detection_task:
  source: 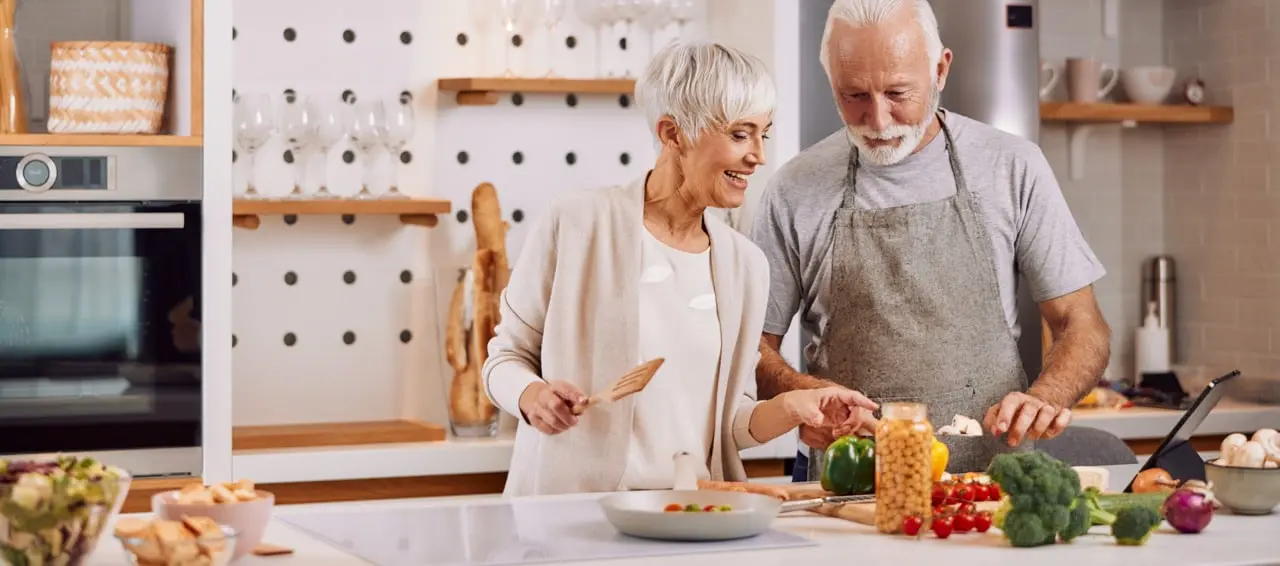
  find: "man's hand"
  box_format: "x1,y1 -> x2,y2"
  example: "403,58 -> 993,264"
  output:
518,381 -> 587,435
984,391 -> 1072,446
784,387 -> 878,450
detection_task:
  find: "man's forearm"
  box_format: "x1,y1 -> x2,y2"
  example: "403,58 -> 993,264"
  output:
757,334 -> 829,400
1029,317 -> 1111,409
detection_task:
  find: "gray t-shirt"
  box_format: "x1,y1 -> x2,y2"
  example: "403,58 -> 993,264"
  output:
750,111 -> 1105,361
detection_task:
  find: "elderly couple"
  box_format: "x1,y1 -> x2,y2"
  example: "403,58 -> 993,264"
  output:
483,0 -> 1112,497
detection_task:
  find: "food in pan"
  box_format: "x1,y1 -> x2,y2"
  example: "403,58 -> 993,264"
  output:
663,503 -> 734,512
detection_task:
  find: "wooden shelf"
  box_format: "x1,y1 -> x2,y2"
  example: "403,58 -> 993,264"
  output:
231,198 -> 452,229
0,134 -> 202,147
1040,102 -> 1233,181
1040,102 -> 1233,124
437,77 -> 636,106
232,420 -> 447,451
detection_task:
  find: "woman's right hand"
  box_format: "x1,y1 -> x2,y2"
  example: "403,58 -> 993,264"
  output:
518,380 -> 588,435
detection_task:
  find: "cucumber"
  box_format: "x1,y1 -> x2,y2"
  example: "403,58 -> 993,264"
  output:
1095,491 -> 1168,515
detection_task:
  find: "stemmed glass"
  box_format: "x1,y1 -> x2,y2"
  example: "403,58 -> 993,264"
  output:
233,93 -> 275,200
668,0 -> 696,41
469,0 -> 497,77
637,0 -> 671,59
380,95 -> 414,200
537,0 -> 569,77
499,0 -> 525,77
308,98 -> 346,200
613,0 -> 654,77
348,99 -> 386,201
277,94 -> 315,200
576,0 -> 614,78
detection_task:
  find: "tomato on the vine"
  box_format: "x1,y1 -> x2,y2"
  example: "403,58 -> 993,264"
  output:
969,484 -> 988,502
931,484 -> 947,507
931,516 -> 954,539
957,502 -> 977,516
952,484 -> 973,503
973,511 -> 993,533
902,514 -> 924,537
952,512 -> 974,533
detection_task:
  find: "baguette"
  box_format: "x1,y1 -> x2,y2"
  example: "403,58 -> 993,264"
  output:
444,272 -> 467,373
697,480 -> 790,501
470,182 -> 510,294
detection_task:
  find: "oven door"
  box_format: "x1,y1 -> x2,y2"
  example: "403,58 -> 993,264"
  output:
0,201 -> 202,477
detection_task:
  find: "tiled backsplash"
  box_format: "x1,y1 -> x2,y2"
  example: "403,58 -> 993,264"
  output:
1038,0 -> 1167,380
1164,0 -> 1279,378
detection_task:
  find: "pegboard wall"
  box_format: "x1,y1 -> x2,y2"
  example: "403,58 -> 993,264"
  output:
229,0 -> 716,430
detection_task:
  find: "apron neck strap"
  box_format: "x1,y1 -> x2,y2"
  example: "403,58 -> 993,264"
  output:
840,111 -> 969,209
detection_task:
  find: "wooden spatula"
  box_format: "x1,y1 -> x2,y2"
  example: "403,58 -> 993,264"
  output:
571,358 -> 665,415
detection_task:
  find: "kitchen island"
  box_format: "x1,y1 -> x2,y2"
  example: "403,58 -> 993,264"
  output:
88,463 -> 1280,565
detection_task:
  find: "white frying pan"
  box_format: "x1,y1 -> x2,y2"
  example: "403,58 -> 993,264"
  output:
597,451 -> 872,541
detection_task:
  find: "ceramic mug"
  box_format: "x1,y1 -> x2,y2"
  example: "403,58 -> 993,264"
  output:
1066,58 -> 1119,102
1040,59 -> 1060,100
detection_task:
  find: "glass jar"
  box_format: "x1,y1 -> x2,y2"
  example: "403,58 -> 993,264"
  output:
873,402 -> 935,534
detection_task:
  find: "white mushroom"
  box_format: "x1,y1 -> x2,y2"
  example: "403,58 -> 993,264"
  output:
1232,440 -> 1267,468
1252,429 -> 1280,464
1221,433 -> 1248,465
937,425 -> 961,436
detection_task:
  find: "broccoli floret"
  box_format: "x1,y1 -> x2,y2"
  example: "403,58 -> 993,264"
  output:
986,451 -> 1086,548
1060,495 -> 1094,541
1111,505 -> 1162,546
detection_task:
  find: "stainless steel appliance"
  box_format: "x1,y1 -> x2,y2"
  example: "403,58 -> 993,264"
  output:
795,0 -> 1045,377
0,145 -> 203,478
1141,255 -> 1177,362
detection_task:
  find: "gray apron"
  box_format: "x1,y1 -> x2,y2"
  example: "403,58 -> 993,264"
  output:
804,114 -> 1032,480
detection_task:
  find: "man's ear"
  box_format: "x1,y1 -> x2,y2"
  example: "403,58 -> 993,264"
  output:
935,48 -> 954,92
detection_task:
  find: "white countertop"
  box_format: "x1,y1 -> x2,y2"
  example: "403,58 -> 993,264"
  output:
88,463 -> 1280,566
232,400 -> 1280,484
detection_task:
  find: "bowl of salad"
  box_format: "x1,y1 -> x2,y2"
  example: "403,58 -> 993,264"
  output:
0,455 -> 132,566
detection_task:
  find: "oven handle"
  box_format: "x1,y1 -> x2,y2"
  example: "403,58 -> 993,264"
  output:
0,213 -> 185,230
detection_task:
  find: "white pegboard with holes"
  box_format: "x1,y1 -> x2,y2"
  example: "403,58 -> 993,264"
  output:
228,0 -> 803,481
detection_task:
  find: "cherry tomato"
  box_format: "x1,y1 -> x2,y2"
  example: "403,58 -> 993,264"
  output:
933,505 -> 948,518
664,503 -> 683,512
988,484 -> 1002,501
931,484 -> 947,507
953,512 -> 974,533
703,505 -> 718,512
957,502 -> 977,516
931,516 -> 953,539
969,484 -> 988,502
952,484 -> 973,503
973,511 -> 993,533
902,514 -> 924,537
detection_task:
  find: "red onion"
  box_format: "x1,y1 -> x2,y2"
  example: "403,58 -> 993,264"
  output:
1162,480 -> 1219,534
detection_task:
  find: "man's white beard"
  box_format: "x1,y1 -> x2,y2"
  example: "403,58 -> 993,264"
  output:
847,85 -> 941,167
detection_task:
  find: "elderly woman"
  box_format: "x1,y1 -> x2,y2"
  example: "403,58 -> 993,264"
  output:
482,41 -> 877,497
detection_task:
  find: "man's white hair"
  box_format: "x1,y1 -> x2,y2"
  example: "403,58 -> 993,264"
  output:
819,0 -> 944,77
634,40 -> 776,146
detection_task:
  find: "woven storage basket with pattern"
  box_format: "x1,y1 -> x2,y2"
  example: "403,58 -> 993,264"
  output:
47,41 -> 172,134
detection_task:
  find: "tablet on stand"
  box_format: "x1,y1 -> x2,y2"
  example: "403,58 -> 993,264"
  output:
1122,370 -> 1242,493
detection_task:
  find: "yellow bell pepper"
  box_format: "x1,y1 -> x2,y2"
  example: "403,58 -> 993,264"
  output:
931,438 -> 949,481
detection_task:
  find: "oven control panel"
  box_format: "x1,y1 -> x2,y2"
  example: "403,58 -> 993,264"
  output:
0,153 -> 113,193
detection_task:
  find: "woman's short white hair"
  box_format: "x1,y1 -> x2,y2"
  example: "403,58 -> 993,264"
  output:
819,0 -> 944,77
634,40 -> 776,146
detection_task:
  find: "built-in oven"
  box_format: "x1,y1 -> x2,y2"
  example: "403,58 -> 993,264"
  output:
0,145 -> 203,478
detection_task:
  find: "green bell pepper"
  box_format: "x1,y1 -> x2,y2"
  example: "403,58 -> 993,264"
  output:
821,436 -> 876,496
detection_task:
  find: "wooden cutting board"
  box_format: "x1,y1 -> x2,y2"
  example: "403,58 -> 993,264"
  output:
778,482 -> 998,527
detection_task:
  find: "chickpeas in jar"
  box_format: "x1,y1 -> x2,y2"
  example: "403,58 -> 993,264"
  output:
873,402 -> 935,534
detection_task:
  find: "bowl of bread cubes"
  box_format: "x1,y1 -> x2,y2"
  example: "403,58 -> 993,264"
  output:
114,515 -> 238,566
150,479 -> 273,560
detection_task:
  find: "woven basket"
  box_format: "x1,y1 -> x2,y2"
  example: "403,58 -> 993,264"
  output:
47,41 -> 172,134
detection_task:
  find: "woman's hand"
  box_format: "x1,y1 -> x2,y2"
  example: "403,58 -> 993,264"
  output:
518,380 -> 588,435
784,386 -> 879,437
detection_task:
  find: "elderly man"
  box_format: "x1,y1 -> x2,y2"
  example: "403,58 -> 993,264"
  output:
750,0 -> 1111,480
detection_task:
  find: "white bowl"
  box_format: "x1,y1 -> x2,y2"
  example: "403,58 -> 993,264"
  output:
1122,66 -> 1176,104
598,489 -> 781,541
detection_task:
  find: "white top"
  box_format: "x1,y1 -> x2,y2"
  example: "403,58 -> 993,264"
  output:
619,228 -> 722,490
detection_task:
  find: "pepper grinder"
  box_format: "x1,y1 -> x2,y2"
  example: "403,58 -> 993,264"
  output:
1141,256 -> 1177,363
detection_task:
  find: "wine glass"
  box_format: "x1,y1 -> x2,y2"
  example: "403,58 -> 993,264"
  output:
499,0 -> 525,77
233,93 -> 275,200
380,95 -> 414,200
612,0 -> 653,78
308,98 -> 347,200
668,0 -> 696,41
348,99 -> 386,201
277,94 -> 315,200
469,0 -> 498,77
537,0 -> 569,77
637,0 -> 671,59
575,0 -> 613,78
